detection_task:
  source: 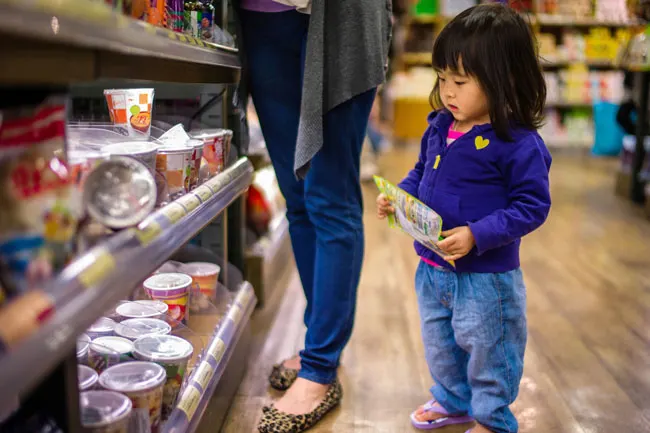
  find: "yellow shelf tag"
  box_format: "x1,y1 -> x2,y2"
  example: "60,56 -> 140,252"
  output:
193,362 -> 215,390
178,194 -> 201,213
207,337 -> 226,364
177,386 -> 201,420
194,186 -> 213,203
227,304 -> 243,325
78,248 -> 116,289
134,221 -> 162,246
161,202 -> 187,224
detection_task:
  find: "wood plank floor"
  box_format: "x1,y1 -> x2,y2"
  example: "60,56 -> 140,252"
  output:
221,149 -> 650,433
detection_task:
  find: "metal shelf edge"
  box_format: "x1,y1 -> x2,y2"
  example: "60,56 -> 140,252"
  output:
164,282 -> 257,433
0,158 -> 254,407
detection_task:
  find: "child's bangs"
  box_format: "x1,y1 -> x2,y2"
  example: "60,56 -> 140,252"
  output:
432,26 -> 480,77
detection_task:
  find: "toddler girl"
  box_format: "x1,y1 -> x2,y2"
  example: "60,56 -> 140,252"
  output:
377,4 -> 551,433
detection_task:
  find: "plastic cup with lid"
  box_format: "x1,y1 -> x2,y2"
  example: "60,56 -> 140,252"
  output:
99,361 -> 166,433
80,390 -> 132,433
115,318 -> 172,341
143,273 -> 193,326
115,300 -> 169,321
88,336 -> 134,374
86,317 -> 117,339
78,365 -> 99,391
133,334 -> 194,420
77,333 -> 91,365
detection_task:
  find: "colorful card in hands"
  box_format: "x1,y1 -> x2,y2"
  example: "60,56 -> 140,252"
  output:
374,176 -> 455,268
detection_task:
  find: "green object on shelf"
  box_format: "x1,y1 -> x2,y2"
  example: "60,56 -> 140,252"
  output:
414,0 -> 437,15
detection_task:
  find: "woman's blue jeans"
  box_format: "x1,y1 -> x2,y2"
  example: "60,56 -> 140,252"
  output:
240,9 -> 375,385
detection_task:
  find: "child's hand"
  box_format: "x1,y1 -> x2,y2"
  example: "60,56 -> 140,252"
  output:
437,226 -> 475,261
376,194 -> 395,219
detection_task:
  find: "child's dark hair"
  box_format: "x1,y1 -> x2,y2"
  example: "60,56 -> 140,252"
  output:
430,4 -> 546,141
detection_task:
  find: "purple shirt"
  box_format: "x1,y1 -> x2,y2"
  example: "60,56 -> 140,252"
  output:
240,0 -> 294,12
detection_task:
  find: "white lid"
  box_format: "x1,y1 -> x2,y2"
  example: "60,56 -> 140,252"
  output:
187,139 -> 204,149
88,317 -> 116,333
181,262 -> 220,277
115,318 -> 171,341
80,390 -> 132,427
116,300 -> 168,318
78,365 -> 99,391
143,273 -> 192,291
133,334 -> 194,362
90,336 -> 134,355
99,361 -> 166,393
77,333 -> 91,357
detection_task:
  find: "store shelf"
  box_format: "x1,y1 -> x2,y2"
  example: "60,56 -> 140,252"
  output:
164,281 -> 256,433
0,0 -> 240,84
0,157 -> 254,408
535,14 -> 639,27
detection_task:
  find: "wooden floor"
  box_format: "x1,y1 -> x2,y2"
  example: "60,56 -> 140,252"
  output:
221,149 -> 650,433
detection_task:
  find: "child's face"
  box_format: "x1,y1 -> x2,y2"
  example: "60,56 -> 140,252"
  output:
436,59 -> 490,130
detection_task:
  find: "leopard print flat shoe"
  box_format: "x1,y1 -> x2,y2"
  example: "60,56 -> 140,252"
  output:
268,362 -> 299,391
258,379 -> 343,433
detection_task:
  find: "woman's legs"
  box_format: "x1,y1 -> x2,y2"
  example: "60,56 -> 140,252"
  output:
239,10 -> 318,330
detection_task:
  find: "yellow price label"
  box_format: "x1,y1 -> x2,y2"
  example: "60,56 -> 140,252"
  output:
161,202 -> 187,224
78,249 -> 116,289
194,186 -> 213,202
177,386 -> 201,420
178,194 -> 201,213
134,221 -> 162,246
193,362 -> 214,390
207,338 -> 226,364
239,288 -> 254,307
227,304 -> 243,325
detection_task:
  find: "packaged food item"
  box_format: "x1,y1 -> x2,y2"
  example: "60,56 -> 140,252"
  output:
187,139 -> 203,190
78,365 -> 99,391
124,0 -> 147,20
99,362 -> 166,433
156,144 -> 194,200
199,0 -> 214,41
133,334 -> 193,420
88,336 -> 134,373
104,89 -> 154,138
143,273 -> 193,325
146,0 -> 166,26
103,141 -> 158,174
166,0 -> 185,32
115,318 -> 171,341
181,262 -> 219,311
373,176 -> 455,268
0,96 -> 81,292
115,300 -> 169,321
80,390 -> 132,433
86,317 -> 117,339
77,333 -> 91,365
68,149 -> 109,189
189,129 -> 228,176
83,157 -> 157,230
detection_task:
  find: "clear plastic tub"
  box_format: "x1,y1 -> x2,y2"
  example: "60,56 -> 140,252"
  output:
80,390 -> 132,433
86,317 -> 117,339
99,362 -> 166,433
133,334 -> 194,420
103,141 -> 159,175
114,318 -> 172,341
78,365 -> 99,391
88,336 -> 134,373
115,300 -> 169,321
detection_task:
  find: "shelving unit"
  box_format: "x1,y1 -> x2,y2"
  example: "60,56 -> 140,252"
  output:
0,1 -> 259,432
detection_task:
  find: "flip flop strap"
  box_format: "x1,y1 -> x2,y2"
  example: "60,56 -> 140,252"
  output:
422,399 -> 450,416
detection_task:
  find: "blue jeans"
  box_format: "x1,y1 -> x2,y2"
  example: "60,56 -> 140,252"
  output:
240,10 -> 375,384
415,262 -> 527,433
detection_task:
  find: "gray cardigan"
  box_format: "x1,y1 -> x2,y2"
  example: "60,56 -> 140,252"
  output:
296,1 -> 392,178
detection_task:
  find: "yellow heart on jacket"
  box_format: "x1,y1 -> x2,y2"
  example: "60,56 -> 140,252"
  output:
475,136 -> 490,150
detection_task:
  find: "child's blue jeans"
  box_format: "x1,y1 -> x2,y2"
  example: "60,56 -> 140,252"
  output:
415,262 -> 527,433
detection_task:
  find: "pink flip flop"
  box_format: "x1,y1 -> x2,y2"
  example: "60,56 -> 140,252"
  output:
410,399 -> 474,430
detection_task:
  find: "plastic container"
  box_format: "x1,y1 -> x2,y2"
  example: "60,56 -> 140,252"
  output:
80,390 -> 132,433
156,144 -> 195,200
68,149 -> 109,188
77,333 -> 91,365
103,141 -> 159,175
104,89 -> 155,138
88,336 -> 134,373
78,365 -> 99,391
116,300 -> 169,321
133,335 -> 194,420
86,317 -> 117,340
99,362 -> 166,433
115,318 -> 172,341
189,129 -> 228,176
182,262 -> 220,311
187,139 -> 204,190
143,273 -> 193,325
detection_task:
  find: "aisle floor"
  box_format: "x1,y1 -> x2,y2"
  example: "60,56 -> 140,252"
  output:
221,150 -> 650,433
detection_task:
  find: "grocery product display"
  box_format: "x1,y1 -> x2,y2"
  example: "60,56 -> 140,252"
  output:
0,1 -> 258,432
392,0 -> 642,148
